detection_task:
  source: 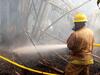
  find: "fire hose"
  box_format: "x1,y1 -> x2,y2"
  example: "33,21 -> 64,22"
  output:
0,44 -> 100,75
0,55 -> 59,75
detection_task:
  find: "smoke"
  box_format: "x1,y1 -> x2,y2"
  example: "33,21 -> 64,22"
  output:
0,0 -> 99,64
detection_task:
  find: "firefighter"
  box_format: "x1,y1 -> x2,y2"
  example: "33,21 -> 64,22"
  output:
65,13 -> 94,75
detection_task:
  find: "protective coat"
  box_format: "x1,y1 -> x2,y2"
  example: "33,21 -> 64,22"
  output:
67,27 -> 94,65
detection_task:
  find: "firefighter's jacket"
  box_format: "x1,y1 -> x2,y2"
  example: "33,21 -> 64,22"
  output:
67,27 -> 94,65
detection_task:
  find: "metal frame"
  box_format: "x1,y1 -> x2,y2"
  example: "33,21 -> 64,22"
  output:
37,0 -> 92,42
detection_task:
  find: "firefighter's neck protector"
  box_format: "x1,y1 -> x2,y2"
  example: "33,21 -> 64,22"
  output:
73,22 -> 85,31
73,13 -> 88,22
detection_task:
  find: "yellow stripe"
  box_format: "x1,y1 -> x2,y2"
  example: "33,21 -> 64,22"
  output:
71,59 -> 94,65
0,55 -> 59,75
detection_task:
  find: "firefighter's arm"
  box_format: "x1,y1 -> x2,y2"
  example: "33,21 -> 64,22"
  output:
67,33 -> 76,50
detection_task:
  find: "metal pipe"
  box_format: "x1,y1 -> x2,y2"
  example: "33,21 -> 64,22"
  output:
25,31 -> 45,62
31,0 -> 43,35
35,1 -> 49,40
49,2 -> 65,11
45,32 -> 65,43
32,0 -> 38,17
25,31 -> 36,47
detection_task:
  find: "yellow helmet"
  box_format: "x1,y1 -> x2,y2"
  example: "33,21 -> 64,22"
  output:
73,13 -> 88,22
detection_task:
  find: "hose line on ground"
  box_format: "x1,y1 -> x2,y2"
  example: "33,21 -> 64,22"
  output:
0,44 -> 100,75
0,55 -> 59,75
